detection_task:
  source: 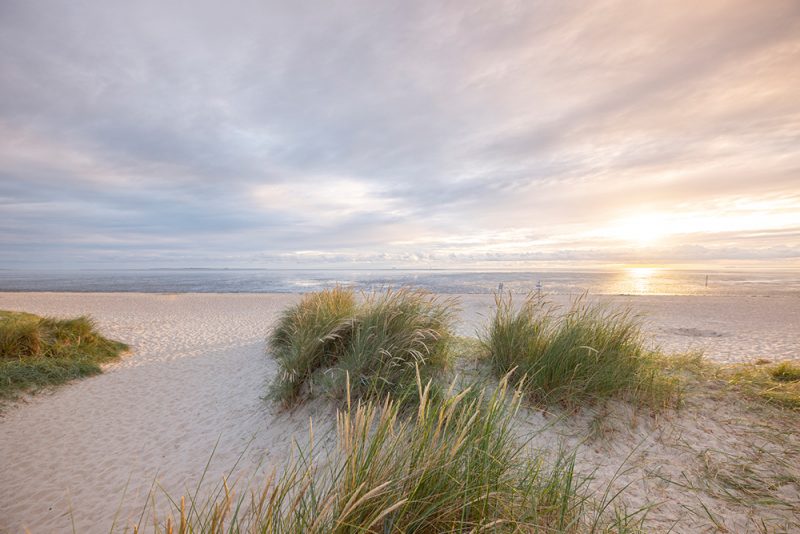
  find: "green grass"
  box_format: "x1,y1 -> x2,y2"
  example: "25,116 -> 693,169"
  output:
132,377 -> 642,533
481,293 -> 677,408
770,361 -> 800,383
268,287 -> 358,405
268,288 -> 456,407
718,360 -> 800,410
0,310 -> 128,398
650,352 -> 800,410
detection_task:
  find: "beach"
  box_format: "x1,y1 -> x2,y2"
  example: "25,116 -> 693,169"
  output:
4,0 -> 800,530
0,292 -> 798,532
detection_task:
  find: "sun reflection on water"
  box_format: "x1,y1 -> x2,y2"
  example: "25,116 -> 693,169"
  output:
625,267 -> 657,294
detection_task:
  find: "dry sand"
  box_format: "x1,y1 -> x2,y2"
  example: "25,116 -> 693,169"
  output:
0,292 -> 798,533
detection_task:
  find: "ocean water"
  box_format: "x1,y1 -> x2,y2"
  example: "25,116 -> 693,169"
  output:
0,268 -> 798,296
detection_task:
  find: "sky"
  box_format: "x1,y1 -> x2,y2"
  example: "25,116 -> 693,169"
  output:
1,0 -> 799,270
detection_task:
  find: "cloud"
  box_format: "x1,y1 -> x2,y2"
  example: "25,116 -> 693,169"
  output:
251,178 -> 401,224
0,0 -> 799,268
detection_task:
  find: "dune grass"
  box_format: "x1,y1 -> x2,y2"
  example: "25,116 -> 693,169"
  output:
717,360 -> 800,410
132,377 -> 642,533
770,361 -> 800,383
481,293 -> 677,408
0,310 -> 128,398
268,288 -> 455,407
268,287 -> 358,405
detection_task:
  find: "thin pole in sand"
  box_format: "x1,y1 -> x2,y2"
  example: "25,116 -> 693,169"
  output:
705,274 -> 709,288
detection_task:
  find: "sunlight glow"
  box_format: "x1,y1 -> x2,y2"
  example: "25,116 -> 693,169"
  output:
625,266 -> 658,293
607,214 -> 672,246
598,197 -> 800,249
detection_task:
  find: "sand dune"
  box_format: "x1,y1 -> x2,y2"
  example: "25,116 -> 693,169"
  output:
0,292 -> 797,532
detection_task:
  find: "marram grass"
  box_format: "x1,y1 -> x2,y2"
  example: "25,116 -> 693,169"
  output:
662,354 -> 800,410
129,376 -> 644,533
720,360 -> 800,410
268,288 -> 456,407
0,310 -> 128,398
770,361 -> 800,383
481,293 -> 677,408
268,287 -> 357,405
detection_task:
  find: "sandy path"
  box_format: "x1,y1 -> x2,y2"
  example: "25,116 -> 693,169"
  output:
0,292 -> 798,533
0,293 -> 314,533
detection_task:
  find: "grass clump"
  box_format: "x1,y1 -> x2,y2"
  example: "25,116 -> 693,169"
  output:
133,377 -> 637,533
268,288 -> 455,407
268,287 -> 358,405
329,289 -> 454,404
721,360 -> 800,410
770,361 -> 800,383
482,293 -> 676,408
0,310 -> 128,398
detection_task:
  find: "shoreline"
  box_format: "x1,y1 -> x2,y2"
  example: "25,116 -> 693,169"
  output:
2,289 -> 797,298
3,285 -> 799,297
1,268 -> 797,298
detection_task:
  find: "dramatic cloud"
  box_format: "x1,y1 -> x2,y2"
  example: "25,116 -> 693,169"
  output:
1,0 -> 799,268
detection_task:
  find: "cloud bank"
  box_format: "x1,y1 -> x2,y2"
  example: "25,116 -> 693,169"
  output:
1,0 -> 799,269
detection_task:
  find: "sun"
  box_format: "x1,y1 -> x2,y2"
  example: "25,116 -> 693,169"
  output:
610,213 -> 670,246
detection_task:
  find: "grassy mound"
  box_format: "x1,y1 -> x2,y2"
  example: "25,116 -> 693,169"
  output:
135,378 -> 639,533
268,288 -> 455,407
0,310 -> 128,398
482,293 -> 676,408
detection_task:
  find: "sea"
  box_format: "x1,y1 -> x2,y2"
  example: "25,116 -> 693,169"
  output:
0,268 -> 798,296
